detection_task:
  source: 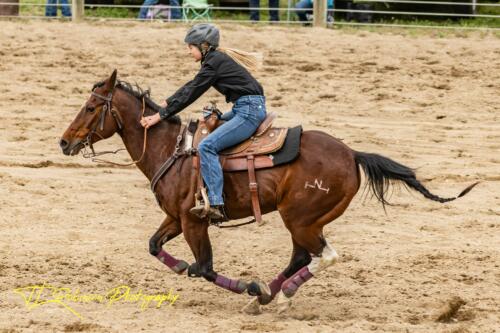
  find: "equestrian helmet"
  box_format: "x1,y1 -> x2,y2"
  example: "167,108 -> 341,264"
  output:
184,23 -> 220,47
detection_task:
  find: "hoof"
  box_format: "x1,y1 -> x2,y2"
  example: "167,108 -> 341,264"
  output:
187,262 -> 202,277
247,280 -> 271,298
241,298 -> 262,315
257,292 -> 273,306
247,281 -> 261,296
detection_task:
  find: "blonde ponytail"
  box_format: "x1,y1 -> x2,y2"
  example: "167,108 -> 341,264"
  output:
217,47 -> 263,73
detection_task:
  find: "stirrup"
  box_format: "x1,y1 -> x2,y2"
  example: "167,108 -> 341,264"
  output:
191,187 -> 211,218
189,204 -> 208,218
189,204 -> 228,221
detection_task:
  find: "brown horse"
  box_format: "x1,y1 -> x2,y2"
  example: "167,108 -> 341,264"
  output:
60,70 -> 477,313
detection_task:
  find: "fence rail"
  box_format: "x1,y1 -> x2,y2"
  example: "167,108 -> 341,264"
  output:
0,0 -> 499,30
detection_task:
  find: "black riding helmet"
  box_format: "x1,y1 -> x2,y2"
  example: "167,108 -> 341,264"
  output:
184,23 -> 220,56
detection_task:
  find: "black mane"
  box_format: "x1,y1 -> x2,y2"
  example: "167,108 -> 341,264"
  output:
91,79 -> 181,124
116,80 -> 181,124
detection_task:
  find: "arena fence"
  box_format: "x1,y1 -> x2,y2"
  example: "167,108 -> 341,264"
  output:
0,0 -> 499,30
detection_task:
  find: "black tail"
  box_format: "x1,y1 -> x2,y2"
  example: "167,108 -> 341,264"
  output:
354,151 -> 478,208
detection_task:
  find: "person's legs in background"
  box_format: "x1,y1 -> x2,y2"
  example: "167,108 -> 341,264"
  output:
45,0 -> 57,16
138,0 -> 158,19
269,0 -> 280,21
294,0 -> 312,23
327,0 -> 334,22
60,0 -> 72,17
249,0 -> 260,21
170,0 -> 181,20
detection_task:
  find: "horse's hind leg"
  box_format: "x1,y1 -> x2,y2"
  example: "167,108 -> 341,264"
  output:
276,234 -> 339,313
149,215 -> 189,274
257,240 -> 311,305
274,196 -> 353,314
242,240 -> 311,313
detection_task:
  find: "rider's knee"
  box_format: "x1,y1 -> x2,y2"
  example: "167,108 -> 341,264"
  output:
198,140 -> 214,154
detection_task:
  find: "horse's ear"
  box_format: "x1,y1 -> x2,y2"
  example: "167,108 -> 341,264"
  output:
106,69 -> 117,90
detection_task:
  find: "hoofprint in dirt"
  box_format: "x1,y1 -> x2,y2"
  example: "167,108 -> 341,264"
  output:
0,21 -> 499,333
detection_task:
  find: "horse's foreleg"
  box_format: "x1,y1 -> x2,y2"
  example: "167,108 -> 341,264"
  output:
181,216 -> 258,295
149,215 -> 188,274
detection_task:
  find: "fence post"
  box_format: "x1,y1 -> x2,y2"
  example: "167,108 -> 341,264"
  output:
313,0 -> 326,27
72,0 -> 84,21
0,0 -> 19,16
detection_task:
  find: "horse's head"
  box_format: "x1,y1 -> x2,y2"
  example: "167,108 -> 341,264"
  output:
60,69 -> 123,156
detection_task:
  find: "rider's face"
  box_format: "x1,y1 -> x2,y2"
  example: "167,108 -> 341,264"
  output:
188,44 -> 202,62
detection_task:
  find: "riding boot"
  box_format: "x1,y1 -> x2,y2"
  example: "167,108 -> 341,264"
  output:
209,205 -> 228,222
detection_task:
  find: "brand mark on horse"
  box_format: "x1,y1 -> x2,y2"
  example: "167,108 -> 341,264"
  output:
304,179 -> 330,194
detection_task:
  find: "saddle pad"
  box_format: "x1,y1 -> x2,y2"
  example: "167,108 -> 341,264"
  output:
269,125 -> 302,166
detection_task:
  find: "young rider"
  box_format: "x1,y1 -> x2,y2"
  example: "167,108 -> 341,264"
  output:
140,23 -> 267,221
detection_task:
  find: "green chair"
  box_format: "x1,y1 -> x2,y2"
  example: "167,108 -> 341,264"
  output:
182,0 -> 212,22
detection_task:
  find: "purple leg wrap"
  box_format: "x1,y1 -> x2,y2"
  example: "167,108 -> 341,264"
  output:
268,273 -> 287,297
281,266 -> 314,297
213,274 -> 247,294
156,249 -> 188,274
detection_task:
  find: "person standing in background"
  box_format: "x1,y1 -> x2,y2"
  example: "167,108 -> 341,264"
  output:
295,0 -> 334,24
249,0 -> 280,22
45,0 -> 71,17
138,0 -> 181,20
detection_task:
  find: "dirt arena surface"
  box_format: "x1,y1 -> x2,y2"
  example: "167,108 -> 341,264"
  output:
0,20 -> 499,332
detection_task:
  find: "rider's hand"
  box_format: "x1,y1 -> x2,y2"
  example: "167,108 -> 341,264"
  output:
160,100 -> 168,108
140,113 -> 161,129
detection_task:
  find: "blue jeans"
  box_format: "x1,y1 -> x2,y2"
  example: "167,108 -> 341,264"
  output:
249,0 -> 280,21
198,95 -> 267,206
138,0 -> 181,19
295,0 -> 333,22
45,0 -> 71,17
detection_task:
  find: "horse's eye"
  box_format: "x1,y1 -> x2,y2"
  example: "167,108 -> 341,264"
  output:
86,106 -> 95,113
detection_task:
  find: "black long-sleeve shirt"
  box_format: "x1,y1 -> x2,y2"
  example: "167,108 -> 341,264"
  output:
159,49 -> 264,119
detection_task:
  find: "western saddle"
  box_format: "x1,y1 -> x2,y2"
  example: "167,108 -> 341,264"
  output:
187,106 -> 288,225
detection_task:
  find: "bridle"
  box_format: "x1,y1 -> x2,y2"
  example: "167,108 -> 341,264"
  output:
81,87 -> 148,167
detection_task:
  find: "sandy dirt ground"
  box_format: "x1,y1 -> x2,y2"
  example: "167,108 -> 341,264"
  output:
0,20 -> 499,333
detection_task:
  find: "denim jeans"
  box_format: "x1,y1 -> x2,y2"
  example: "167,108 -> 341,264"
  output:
249,0 -> 280,21
45,0 -> 71,17
198,95 -> 267,206
138,0 -> 181,19
295,0 -> 333,22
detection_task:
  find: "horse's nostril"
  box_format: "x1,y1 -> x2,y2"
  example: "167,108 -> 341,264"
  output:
59,139 -> 69,149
